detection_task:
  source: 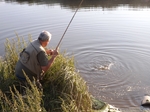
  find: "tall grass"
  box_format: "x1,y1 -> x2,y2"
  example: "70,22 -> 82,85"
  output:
42,53 -> 93,111
0,75 -> 46,112
0,34 -> 100,112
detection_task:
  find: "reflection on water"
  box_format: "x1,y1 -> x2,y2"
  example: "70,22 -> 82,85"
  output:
3,0 -> 150,8
1,0 -> 150,111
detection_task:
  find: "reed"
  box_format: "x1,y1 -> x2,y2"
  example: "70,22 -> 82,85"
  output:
42,53 -> 93,111
0,34 -> 94,112
0,74 -> 46,112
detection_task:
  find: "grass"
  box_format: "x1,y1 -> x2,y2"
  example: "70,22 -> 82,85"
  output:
0,34 -> 98,112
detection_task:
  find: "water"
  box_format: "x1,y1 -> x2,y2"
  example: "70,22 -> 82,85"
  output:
1,0 -> 150,111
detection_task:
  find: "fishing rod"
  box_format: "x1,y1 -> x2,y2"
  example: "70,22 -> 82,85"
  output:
56,0 -> 84,50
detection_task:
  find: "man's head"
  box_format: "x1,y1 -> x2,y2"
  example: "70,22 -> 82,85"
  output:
38,31 -> 51,47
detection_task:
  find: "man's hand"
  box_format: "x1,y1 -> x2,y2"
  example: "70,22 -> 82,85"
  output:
52,49 -> 59,57
46,49 -> 58,56
46,49 -> 53,56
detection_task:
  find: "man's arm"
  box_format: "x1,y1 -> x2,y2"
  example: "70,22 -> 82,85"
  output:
41,55 -> 57,72
40,49 -> 58,72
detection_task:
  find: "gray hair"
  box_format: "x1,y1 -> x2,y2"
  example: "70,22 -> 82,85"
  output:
38,31 -> 51,41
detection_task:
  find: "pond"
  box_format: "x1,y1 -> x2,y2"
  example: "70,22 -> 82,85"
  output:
1,0 -> 150,111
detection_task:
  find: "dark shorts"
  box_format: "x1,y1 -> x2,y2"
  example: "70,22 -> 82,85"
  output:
16,74 -> 26,81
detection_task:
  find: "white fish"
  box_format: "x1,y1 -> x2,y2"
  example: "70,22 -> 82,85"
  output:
92,63 -> 114,71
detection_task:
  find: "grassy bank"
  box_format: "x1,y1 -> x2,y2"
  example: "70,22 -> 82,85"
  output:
0,35 -> 95,112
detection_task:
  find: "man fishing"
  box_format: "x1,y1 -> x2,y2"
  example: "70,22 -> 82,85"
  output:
15,31 -> 59,90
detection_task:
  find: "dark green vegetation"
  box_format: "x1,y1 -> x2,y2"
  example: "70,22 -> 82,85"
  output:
0,35 -> 107,112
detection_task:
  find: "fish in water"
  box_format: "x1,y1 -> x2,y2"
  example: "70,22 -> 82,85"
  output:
92,63 -> 114,71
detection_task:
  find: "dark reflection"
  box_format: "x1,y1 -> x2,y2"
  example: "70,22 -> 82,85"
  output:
4,0 -> 150,8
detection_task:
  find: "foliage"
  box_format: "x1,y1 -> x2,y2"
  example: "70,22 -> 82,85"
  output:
0,74 -> 46,112
42,54 -> 93,111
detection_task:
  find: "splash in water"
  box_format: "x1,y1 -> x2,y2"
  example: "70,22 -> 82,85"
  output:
91,62 -> 114,71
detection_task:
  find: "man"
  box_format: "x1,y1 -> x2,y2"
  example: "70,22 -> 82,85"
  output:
15,31 -> 58,88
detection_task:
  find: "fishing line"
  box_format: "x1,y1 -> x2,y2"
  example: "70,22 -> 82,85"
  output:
56,0 -> 84,50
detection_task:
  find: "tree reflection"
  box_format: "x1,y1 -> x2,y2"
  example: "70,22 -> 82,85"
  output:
4,0 -> 150,8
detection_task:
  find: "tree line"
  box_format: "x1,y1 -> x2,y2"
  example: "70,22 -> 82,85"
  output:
5,0 -> 150,8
